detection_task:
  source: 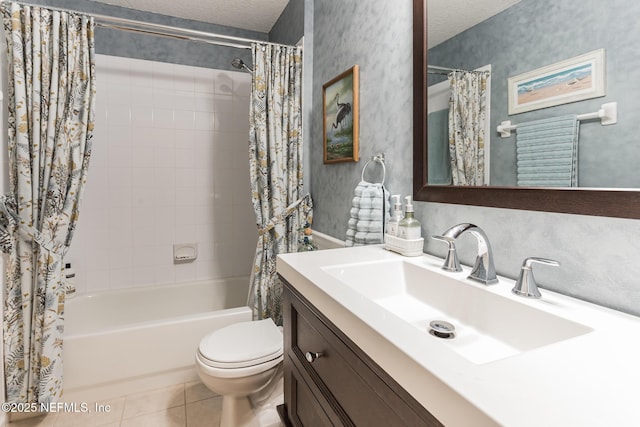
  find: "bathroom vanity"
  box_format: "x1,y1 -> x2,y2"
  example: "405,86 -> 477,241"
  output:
276,245 -> 640,426
280,279 -> 441,426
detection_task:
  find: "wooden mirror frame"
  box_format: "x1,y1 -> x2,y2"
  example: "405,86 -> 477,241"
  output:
412,0 -> 640,219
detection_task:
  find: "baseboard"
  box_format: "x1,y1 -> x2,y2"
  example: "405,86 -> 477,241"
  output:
61,366 -> 199,404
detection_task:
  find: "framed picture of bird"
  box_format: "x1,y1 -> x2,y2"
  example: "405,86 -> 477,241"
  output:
323,65 -> 359,163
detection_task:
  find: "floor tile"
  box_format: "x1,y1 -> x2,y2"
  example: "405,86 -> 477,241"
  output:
53,397 -> 125,427
185,397 -> 222,427
184,381 -> 217,404
122,384 -> 185,420
9,377 -> 281,427
119,407 -> 185,427
9,413 -> 58,427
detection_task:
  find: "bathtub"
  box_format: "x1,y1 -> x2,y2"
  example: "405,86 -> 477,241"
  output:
62,277 -> 251,403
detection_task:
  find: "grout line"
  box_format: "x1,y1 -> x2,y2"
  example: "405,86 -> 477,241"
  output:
117,394 -> 126,426
183,383 -> 188,427
183,402 -> 188,427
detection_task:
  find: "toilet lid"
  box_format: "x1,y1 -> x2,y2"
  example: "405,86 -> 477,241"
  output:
198,319 -> 283,368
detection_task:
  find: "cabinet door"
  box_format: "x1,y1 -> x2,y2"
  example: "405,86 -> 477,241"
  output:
285,354 -> 344,427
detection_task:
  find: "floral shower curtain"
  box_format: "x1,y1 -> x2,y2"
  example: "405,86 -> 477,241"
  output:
0,3 -> 95,403
248,43 -> 312,325
448,70 -> 488,186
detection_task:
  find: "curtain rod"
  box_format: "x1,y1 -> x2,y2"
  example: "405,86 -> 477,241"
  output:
97,22 -> 251,49
428,65 -> 490,75
3,0 -> 299,50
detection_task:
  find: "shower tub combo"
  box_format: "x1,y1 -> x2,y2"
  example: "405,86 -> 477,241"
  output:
61,232 -> 342,403
62,277 -> 251,403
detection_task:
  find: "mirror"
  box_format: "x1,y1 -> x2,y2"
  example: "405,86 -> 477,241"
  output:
413,0 -> 640,218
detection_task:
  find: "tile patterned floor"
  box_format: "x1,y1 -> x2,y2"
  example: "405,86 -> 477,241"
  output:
9,380 -> 281,427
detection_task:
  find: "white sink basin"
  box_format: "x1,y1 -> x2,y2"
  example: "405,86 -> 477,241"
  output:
322,259 -> 592,364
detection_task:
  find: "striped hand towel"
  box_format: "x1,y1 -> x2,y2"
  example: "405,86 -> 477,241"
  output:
516,115 -> 579,187
345,181 -> 389,247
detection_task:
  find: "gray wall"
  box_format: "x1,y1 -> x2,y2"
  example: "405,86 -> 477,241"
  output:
270,0 -> 304,45
428,0 -> 640,188
269,0 -> 308,189
43,0 -> 267,70
309,0 -> 640,317
310,0 -> 414,238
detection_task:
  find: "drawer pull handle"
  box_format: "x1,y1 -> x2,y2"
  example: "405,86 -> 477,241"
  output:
305,351 -> 323,363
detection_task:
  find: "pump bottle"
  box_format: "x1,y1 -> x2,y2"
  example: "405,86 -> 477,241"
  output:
398,196 -> 422,240
387,195 -> 404,236
65,263 -> 76,299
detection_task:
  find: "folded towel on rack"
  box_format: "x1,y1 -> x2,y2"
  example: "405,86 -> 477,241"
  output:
516,115 -> 579,187
345,181 -> 389,247
427,109 -> 452,185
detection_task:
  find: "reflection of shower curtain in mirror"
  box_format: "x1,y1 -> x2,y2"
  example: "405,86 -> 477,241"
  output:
448,71 -> 488,185
427,109 -> 452,184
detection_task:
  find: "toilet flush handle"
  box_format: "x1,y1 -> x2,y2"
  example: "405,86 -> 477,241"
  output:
305,351 -> 323,363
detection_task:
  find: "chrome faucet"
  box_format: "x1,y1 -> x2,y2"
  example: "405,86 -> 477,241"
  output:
512,257 -> 560,298
433,223 -> 498,285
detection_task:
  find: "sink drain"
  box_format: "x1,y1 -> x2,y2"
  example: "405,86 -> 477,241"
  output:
429,320 -> 455,339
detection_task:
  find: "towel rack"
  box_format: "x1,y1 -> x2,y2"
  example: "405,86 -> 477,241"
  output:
361,153 -> 386,185
497,102 -> 617,138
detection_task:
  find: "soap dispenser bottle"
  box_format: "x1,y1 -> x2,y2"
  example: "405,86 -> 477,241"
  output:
398,196 -> 421,240
64,263 -> 76,299
387,195 -> 404,236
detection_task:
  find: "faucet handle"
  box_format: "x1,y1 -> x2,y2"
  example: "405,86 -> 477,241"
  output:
432,235 -> 462,272
523,257 -> 560,269
512,257 -> 560,299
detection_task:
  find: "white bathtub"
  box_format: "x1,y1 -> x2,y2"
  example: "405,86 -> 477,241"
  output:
62,277 -> 252,402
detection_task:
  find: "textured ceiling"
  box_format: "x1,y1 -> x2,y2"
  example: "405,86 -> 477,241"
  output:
89,0 -> 290,33
427,0 -> 523,48
88,0 -> 522,42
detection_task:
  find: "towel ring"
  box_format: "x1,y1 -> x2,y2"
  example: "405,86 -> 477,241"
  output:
361,154 -> 386,185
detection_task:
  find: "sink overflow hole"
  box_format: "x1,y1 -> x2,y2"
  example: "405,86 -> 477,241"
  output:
429,320 -> 455,339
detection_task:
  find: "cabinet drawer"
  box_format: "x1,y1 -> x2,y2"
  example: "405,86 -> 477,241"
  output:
283,280 -> 442,427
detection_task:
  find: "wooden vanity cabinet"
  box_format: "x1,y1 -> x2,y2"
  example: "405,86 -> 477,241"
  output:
279,277 -> 443,427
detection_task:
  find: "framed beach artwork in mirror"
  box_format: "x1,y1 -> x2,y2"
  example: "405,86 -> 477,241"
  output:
323,65 -> 359,163
508,49 -> 605,115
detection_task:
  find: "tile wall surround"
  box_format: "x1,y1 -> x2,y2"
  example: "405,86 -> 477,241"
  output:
66,54 -> 257,295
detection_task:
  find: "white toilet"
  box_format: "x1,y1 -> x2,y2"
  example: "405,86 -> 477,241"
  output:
195,318 -> 284,427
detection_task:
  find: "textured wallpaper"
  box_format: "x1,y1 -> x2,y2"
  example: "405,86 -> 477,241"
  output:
310,0 -> 414,242
14,0 -> 640,317
309,0 -> 640,317
269,0 -> 304,45
428,0 -> 640,188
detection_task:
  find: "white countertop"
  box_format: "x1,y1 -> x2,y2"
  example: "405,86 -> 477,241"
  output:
276,245 -> 640,427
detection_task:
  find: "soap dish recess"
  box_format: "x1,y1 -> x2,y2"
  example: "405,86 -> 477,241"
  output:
384,234 -> 424,257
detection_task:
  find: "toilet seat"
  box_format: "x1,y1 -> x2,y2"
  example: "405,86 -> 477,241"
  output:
198,318 -> 283,369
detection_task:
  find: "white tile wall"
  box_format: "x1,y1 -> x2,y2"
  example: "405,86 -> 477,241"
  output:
66,55 -> 257,294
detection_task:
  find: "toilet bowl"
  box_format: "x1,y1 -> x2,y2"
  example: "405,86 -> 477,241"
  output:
195,318 -> 283,427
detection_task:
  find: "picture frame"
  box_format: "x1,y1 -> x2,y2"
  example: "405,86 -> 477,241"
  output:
508,49 -> 605,115
323,65 -> 359,163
